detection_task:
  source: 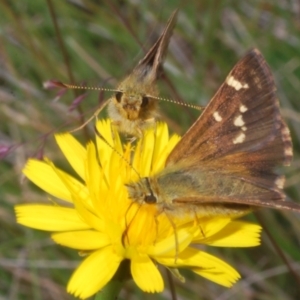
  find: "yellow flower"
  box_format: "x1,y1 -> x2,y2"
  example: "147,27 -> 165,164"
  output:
15,119 -> 261,299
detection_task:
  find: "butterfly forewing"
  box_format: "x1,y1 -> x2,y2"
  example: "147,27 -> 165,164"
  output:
132,9 -> 178,83
167,49 -> 291,165
165,49 -> 295,210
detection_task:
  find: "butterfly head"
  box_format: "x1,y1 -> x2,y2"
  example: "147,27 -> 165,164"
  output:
126,177 -> 159,205
109,69 -> 159,121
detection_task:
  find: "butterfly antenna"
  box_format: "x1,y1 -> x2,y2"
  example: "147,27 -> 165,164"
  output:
56,81 -> 119,94
54,81 -> 120,133
55,81 -> 204,111
70,99 -> 110,133
148,95 -> 204,111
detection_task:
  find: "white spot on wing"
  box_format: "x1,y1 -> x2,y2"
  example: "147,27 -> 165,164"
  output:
281,126 -> 291,140
213,111 -> 222,122
227,76 -> 249,91
284,147 -> 293,156
234,115 -> 245,127
241,126 -> 247,131
275,177 -> 285,189
233,132 -> 246,144
240,105 -> 248,113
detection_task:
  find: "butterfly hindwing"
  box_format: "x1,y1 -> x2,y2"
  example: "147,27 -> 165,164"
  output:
173,195 -> 300,213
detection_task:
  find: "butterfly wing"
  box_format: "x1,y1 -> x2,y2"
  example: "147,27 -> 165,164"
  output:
166,49 -> 293,206
132,9 -> 178,83
173,195 -> 300,214
167,49 -> 292,166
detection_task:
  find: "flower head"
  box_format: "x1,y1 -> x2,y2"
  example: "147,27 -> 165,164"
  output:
15,119 -> 261,299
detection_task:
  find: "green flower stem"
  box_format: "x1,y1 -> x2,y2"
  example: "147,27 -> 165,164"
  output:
94,260 -> 131,300
94,278 -> 123,300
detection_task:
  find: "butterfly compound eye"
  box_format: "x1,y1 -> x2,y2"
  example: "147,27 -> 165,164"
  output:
144,194 -> 157,204
115,91 -> 123,103
141,96 -> 149,108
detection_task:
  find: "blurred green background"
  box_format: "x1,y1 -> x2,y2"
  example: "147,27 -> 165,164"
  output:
1,0 -> 300,299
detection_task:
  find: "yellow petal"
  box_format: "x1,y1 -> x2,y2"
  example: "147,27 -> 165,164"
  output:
157,247 -> 240,287
188,250 -> 240,287
148,226 -> 196,257
67,247 -> 122,299
53,167 -> 105,232
151,123 -> 180,174
51,230 -> 110,250
85,142 -> 103,203
152,122 -> 169,173
151,123 -> 169,170
55,133 -> 87,180
140,128 -> 155,176
95,120 -> 122,180
96,119 -> 121,151
198,221 -> 262,247
23,159 -> 73,203
198,216 -> 232,238
125,204 -> 158,247
192,267 -> 240,287
15,205 -> 90,231
131,254 -> 164,292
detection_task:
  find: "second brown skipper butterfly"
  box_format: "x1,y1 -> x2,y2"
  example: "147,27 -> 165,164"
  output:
58,10 -> 178,138
107,10 -> 178,138
126,49 -> 300,216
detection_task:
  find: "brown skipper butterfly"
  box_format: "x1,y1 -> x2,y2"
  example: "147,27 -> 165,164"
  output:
126,49 -> 300,216
58,10 -> 179,138
107,10 -> 178,138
